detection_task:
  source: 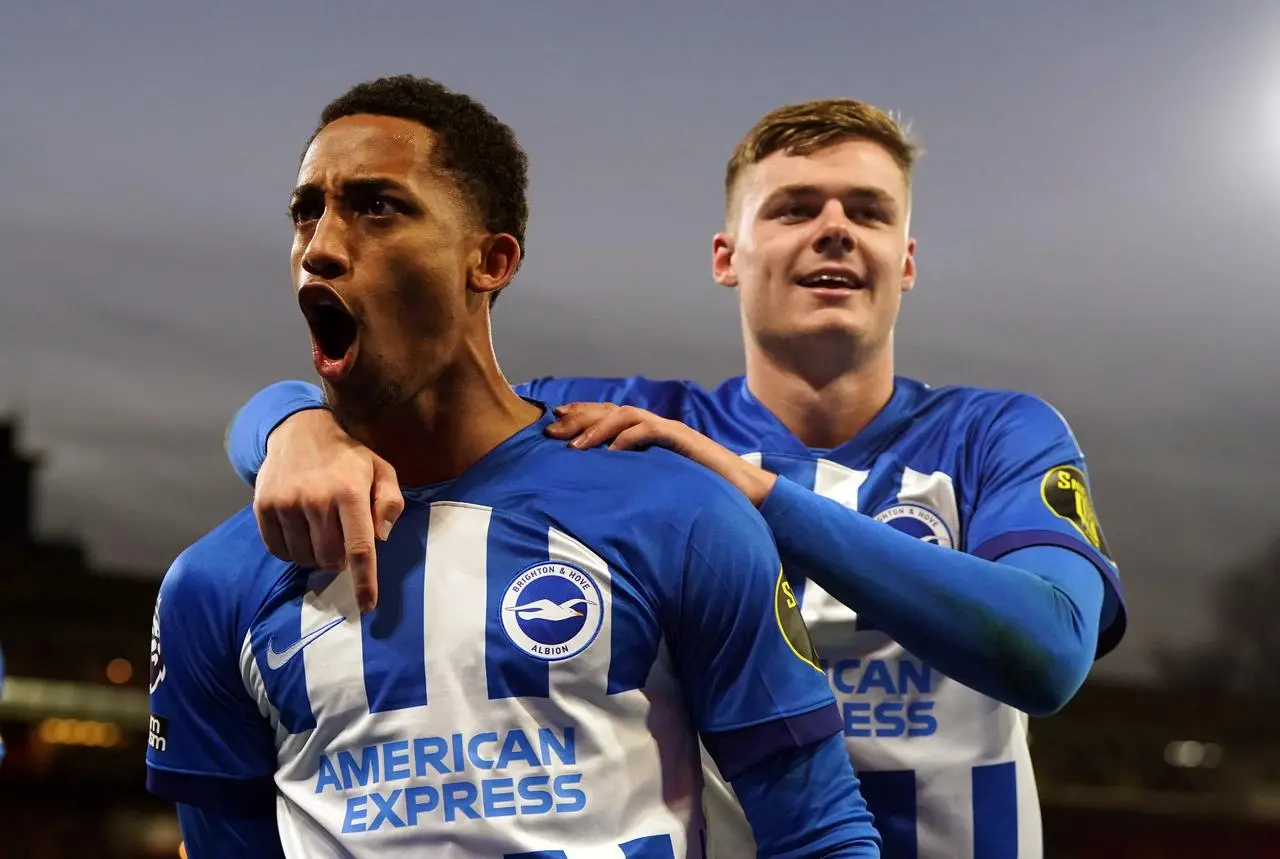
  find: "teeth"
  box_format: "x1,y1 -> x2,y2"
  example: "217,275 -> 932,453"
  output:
800,274 -> 854,287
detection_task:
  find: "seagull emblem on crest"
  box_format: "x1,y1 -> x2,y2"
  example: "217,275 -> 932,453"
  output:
507,598 -> 597,622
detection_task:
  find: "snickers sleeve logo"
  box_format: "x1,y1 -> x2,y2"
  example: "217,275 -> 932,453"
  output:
775,570 -> 822,672
1040,465 -> 1113,559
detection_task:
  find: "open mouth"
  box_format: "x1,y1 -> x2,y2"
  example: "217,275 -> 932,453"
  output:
794,270 -> 867,290
298,284 -> 358,378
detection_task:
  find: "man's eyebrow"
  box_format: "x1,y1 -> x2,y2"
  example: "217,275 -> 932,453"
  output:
289,177 -> 413,205
760,184 -> 900,219
289,183 -> 321,205
764,184 -> 895,203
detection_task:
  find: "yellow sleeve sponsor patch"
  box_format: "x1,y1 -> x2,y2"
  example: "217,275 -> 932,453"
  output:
1040,465 -> 1112,558
775,569 -> 822,673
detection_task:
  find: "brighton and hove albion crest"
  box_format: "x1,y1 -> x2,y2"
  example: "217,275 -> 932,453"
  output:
873,503 -> 954,548
500,562 -> 604,661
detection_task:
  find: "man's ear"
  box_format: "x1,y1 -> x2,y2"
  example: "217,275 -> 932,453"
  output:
713,232 -> 739,288
470,233 -> 522,295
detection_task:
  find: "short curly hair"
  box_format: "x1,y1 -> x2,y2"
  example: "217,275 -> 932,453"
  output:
312,75 -> 530,300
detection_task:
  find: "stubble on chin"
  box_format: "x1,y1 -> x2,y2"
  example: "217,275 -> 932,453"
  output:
324,378 -> 405,438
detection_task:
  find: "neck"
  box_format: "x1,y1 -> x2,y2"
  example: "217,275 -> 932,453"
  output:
743,332 -> 895,449
346,333 -> 541,486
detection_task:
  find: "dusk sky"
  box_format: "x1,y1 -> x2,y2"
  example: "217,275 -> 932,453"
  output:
2,2 -> 1278,680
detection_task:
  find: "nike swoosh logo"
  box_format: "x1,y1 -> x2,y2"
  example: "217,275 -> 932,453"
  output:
265,616 -> 346,670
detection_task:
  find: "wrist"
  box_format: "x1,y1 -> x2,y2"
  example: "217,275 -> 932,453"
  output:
267,405 -> 334,453
730,458 -> 778,508
744,468 -> 778,508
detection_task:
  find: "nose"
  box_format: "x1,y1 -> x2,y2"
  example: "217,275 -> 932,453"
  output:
813,201 -> 855,257
301,211 -> 351,280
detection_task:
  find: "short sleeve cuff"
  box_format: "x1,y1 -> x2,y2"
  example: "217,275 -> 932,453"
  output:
147,766 -> 277,817
702,702 -> 842,782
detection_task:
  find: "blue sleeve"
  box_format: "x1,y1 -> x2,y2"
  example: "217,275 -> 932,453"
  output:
666,475 -> 843,780
225,380 -> 327,487
146,544 -> 278,815
759,479 -> 1107,716
731,733 -> 880,858
964,394 -> 1126,654
517,375 -> 695,420
177,805 -> 284,859
225,376 -> 690,487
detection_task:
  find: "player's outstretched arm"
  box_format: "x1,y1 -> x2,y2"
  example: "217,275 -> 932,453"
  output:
769,492 -> 1104,715
223,376 -> 669,489
552,395 -> 1126,716
757,395 -> 1125,716
668,477 -> 880,857
146,538 -> 283,856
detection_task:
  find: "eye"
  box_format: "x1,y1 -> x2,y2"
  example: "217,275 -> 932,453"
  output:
778,203 -> 814,222
289,201 -> 322,225
360,197 -> 401,218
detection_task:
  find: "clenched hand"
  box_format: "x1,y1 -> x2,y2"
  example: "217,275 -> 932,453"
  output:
253,408 -> 403,613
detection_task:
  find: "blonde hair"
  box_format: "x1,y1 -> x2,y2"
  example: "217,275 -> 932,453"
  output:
725,99 -> 919,217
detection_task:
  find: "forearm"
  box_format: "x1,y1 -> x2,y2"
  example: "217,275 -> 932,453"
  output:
730,732 -> 881,858
225,381 -> 326,486
760,478 -> 1104,715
